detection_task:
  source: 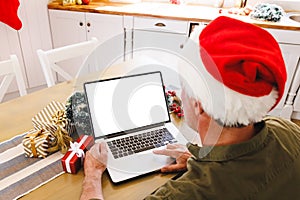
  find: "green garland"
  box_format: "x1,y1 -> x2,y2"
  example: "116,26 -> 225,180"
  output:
250,3 -> 284,22
65,91 -> 92,136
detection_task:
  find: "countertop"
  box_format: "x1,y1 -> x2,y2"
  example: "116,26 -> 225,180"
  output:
48,0 -> 300,30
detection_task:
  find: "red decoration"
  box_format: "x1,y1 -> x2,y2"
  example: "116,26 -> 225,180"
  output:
166,90 -> 184,118
61,135 -> 94,174
0,0 -> 22,30
82,0 -> 90,5
170,0 -> 184,4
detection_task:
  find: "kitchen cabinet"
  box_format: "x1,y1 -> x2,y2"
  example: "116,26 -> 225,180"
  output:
48,10 -> 86,48
130,17 -> 189,88
267,43 -> 300,118
290,65 -> 300,119
265,28 -> 300,119
48,10 -> 124,81
280,44 -> 300,119
49,10 -> 124,48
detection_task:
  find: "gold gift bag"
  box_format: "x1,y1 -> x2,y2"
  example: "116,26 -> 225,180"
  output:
32,101 -> 67,135
22,129 -> 50,158
32,101 -> 74,154
32,101 -> 71,144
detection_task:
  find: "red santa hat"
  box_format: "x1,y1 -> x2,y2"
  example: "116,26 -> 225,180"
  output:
183,16 -> 286,127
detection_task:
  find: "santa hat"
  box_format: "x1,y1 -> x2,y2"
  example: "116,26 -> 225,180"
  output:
181,16 -> 286,127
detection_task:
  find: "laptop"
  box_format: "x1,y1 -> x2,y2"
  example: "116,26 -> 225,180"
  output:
84,71 -> 188,183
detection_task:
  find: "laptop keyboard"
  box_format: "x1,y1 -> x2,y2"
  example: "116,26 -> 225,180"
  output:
107,128 -> 177,159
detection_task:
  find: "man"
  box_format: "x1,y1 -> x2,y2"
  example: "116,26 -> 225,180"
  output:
80,16 -> 300,200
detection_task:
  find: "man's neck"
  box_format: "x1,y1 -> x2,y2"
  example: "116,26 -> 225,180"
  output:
214,124 -> 256,146
200,120 -> 257,146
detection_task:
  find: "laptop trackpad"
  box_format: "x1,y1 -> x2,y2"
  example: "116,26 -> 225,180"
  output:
108,152 -> 175,174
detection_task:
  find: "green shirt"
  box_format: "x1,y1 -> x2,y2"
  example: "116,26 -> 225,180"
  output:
145,117 -> 300,200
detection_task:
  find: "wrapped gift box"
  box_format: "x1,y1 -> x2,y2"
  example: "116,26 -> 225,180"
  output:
61,135 -> 94,174
32,101 -> 67,134
32,101 -> 74,146
22,129 -> 50,158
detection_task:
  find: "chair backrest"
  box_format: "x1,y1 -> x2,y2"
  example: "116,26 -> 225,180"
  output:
0,55 -> 27,102
37,37 -> 99,87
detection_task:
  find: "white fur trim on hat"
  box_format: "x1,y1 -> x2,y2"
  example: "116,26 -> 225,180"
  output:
200,83 -> 278,127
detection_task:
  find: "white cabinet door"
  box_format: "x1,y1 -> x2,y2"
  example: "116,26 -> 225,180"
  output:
133,30 -> 188,88
85,13 -> 124,70
86,13 -> 123,43
49,10 -> 125,80
18,0 -> 53,88
49,10 -> 88,81
262,28 -> 300,119
282,44 -> 300,119
49,10 -> 87,47
270,44 -> 300,118
292,67 -> 300,112
132,17 -> 189,88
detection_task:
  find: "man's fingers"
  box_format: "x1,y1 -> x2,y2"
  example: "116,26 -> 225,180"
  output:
89,142 -> 108,164
99,142 -> 108,164
99,142 -> 107,154
161,164 -> 186,173
153,149 -> 173,156
153,143 -> 187,156
89,143 -> 100,159
153,148 -> 184,158
165,144 -> 178,149
166,143 -> 187,150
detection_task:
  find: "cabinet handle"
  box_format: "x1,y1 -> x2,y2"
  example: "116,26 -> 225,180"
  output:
79,22 -> 84,26
154,22 -> 166,27
87,22 -> 91,27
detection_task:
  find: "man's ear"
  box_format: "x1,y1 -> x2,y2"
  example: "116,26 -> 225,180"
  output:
194,100 -> 204,116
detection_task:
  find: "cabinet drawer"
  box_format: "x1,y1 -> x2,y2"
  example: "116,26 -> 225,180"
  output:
265,28 -> 300,45
133,17 -> 188,34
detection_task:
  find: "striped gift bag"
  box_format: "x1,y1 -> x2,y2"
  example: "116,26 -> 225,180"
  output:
32,101 -> 67,135
31,101 -> 75,147
32,101 -> 76,153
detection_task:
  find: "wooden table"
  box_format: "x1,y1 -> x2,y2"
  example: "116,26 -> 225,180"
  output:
0,67 -> 180,199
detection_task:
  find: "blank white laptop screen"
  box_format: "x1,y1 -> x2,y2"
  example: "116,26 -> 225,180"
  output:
84,72 -> 171,138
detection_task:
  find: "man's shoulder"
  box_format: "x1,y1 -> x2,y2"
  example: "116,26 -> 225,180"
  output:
263,116 -> 300,153
263,116 -> 300,133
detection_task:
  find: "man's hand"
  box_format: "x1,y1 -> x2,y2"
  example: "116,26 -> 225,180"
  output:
153,143 -> 191,173
84,142 -> 108,175
81,142 -> 107,200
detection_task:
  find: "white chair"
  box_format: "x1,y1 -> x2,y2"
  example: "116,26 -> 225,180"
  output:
0,55 -> 27,102
37,37 -> 99,87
